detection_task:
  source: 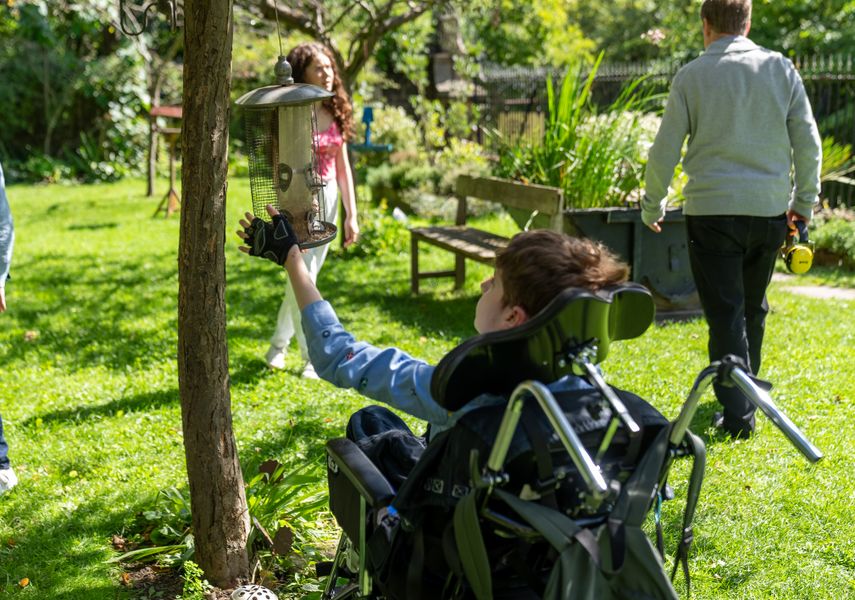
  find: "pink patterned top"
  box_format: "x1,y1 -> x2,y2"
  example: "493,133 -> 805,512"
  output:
315,121 -> 343,182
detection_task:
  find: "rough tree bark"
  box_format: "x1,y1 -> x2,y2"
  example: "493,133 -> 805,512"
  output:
178,0 -> 249,587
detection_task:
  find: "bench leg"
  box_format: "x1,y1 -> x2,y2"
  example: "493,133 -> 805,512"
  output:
411,235 -> 419,295
454,254 -> 465,291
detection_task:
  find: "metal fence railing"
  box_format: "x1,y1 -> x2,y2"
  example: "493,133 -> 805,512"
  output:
474,55 -> 855,207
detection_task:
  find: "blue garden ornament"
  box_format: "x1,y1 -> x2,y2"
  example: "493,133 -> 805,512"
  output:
350,106 -> 394,155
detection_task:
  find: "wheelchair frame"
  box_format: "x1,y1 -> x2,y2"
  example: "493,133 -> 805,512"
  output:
321,355 -> 822,600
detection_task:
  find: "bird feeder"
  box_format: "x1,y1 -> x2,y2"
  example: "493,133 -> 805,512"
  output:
236,56 -> 337,248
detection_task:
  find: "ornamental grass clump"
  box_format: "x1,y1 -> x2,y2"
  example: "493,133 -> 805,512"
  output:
497,53 -> 662,209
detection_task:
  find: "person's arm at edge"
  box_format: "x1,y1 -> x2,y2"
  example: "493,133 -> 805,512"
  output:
642,75 -> 690,232
0,163 -> 13,313
336,142 -> 359,247
786,66 -> 822,228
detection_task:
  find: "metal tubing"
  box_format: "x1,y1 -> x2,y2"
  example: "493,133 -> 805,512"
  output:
358,495 -> 371,596
669,365 -> 719,447
729,369 -> 824,463
669,363 -> 823,464
486,380 -> 609,497
581,361 -> 641,435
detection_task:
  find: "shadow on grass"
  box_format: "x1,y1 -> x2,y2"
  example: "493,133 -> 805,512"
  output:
24,388 -> 180,427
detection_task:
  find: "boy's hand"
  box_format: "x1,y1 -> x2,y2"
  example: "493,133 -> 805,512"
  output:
237,204 -> 300,266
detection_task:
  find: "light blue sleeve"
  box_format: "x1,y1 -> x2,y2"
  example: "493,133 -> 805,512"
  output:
302,300 -> 452,427
0,163 -> 14,286
643,72 -> 690,225
785,64 -> 822,218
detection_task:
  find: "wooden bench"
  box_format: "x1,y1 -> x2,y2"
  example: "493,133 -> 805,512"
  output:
410,175 -> 565,293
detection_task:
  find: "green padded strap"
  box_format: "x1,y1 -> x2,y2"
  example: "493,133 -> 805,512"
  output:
494,489 -> 602,570
671,431 -> 706,598
453,491 -> 492,600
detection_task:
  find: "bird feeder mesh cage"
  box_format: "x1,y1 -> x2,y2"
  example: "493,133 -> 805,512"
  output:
243,104 -> 336,248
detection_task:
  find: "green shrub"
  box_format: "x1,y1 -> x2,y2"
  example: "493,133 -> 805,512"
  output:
334,202 -> 409,260
177,561 -> 211,600
494,52 -> 664,209
811,207 -> 855,269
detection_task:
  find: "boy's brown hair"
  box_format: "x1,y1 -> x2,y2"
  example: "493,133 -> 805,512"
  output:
496,229 -> 630,317
701,0 -> 751,35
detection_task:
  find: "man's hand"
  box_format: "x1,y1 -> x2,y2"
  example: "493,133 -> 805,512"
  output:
786,209 -> 809,236
0,286 -> 6,312
645,218 -> 663,233
237,204 -> 300,266
640,193 -> 665,233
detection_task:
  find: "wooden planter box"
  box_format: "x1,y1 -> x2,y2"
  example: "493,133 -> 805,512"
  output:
564,207 -> 700,317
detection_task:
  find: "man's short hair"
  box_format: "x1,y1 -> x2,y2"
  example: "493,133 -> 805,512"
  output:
496,229 -> 630,318
701,0 -> 751,35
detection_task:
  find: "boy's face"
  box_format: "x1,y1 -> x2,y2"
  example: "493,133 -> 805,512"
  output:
474,270 -> 524,333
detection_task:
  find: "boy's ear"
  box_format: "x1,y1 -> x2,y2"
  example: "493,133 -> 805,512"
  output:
506,305 -> 529,327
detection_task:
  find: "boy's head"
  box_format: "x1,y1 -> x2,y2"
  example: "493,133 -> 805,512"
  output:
474,230 -> 629,333
701,0 -> 751,36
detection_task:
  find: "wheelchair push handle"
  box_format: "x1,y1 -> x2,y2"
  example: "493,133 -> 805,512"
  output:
726,366 -> 823,463
671,356 -> 823,463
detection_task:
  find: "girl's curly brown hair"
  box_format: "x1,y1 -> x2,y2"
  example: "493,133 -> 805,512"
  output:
286,42 -> 354,142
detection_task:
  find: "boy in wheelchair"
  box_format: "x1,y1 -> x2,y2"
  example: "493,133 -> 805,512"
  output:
239,205 -> 634,481
238,206 -> 820,599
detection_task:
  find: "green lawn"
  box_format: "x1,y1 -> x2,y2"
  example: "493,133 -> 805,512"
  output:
0,178 -> 853,598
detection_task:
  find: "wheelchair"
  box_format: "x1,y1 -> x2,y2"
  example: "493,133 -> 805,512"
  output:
320,283 -> 823,600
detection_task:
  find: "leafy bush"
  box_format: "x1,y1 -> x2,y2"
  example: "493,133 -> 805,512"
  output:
334,201 -> 409,260
810,206 -> 855,269
111,459 -> 327,571
354,97 -> 489,194
177,561 -> 212,600
495,53 -> 663,209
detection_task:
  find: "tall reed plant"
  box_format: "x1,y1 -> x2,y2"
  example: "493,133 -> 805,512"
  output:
497,53 -> 663,209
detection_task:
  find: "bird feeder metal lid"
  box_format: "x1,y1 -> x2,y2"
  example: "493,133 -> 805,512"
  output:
235,83 -> 333,109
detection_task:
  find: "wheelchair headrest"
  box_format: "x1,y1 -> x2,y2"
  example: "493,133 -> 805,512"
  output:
431,283 -> 655,411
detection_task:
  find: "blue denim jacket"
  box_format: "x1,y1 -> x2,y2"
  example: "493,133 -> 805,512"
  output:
0,162 -> 13,286
303,300 -> 593,439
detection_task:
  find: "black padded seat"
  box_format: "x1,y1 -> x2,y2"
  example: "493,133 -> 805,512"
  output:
431,283 -> 655,411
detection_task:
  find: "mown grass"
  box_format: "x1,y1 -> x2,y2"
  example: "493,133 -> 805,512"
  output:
0,178 -> 853,598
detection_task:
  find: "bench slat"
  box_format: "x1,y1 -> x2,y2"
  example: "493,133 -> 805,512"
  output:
456,174 -> 563,216
411,226 -> 508,264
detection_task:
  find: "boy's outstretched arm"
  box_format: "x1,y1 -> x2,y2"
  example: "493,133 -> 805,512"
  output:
236,203 -> 322,309
237,204 -> 450,426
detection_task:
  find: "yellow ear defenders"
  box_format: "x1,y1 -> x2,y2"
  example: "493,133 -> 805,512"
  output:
781,220 -> 814,274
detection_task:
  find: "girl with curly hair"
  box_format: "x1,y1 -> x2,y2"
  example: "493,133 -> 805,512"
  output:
265,42 -> 360,378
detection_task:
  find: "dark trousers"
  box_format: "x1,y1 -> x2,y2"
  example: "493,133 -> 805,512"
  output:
685,214 -> 789,434
346,405 -> 426,489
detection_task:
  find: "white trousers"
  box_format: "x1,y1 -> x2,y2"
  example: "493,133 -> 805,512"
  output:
269,179 -> 338,361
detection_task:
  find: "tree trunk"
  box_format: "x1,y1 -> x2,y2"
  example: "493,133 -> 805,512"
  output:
178,0 -> 249,588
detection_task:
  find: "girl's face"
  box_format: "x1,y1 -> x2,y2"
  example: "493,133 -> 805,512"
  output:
303,53 -> 334,92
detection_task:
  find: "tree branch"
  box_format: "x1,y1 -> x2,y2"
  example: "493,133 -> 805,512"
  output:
344,0 -> 439,81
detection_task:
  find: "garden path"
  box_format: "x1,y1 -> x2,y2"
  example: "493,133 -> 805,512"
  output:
772,273 -> 855,300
